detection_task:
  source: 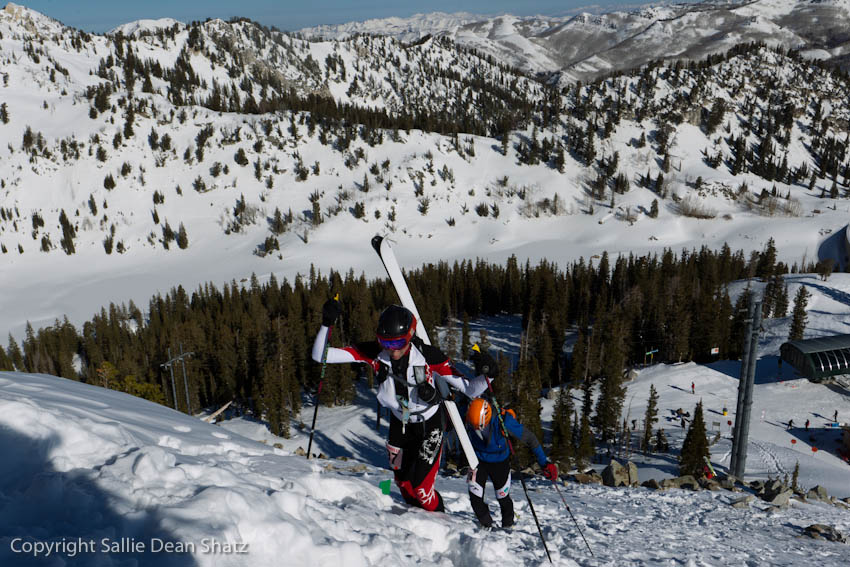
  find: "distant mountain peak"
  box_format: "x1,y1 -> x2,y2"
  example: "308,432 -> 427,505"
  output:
300,11 -> 487,42
1,2 -> 63,33
108,17 -> 183,37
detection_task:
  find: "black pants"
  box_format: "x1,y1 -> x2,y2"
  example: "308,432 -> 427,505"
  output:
467,457 -> 513,527
386,408 -> 445,512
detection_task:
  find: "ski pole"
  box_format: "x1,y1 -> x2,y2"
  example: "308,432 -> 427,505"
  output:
474,346 -> 552,564
550,480 -> 594,556
307,294 -> 337,459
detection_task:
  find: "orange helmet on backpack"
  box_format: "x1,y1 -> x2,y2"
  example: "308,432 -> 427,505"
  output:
466,398 -> 492,430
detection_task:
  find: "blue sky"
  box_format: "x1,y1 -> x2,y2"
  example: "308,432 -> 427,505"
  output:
18,1 -> 661,32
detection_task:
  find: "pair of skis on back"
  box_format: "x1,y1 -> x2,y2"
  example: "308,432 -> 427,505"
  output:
371,235 -> 480,470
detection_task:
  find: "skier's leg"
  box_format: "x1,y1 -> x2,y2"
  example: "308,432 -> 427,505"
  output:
467,463 -> 493,527
408,411 -> 446,512
491,458 -> 514,527
387,413 -> 419,506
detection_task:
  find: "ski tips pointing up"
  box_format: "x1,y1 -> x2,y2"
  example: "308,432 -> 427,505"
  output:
370,235 -> 384,254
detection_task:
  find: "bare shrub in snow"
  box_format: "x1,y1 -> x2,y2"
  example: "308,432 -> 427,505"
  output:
745,195 -> 802,217
676,195 -> 717,219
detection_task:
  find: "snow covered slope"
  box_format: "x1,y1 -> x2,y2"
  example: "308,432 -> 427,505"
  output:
3,281 -> 850,564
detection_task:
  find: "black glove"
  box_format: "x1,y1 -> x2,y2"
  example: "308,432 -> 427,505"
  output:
470,348 -> 498,378
321,298 -> 342,326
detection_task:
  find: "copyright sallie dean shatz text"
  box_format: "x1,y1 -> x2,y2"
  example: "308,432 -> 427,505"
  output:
10,537 -> 249,558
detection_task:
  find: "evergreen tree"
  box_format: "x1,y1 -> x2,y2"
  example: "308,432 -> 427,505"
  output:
550,384 -> 574,466
0,341 -> 12,370
569,330 -> 588,385
58,209 -> 76,255
641,384 -> 659,452
756,237 -> 777,278
443,321 -> 459,360
788,286 -> 810,340
593,312 -> 628,443
575,380 -> 595,466
679,400 -> 709,477
176,223 -> 189,249
774,280 -> 789,318
511,352 -> 544,468
461,313 -> 471,360
654,428 -> 668,453
554,146 -> 565,173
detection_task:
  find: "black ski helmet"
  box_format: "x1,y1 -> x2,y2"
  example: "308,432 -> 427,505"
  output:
376,305 -> 417,350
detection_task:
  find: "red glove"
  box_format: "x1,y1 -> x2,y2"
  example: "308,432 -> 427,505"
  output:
543,461 -> 559,481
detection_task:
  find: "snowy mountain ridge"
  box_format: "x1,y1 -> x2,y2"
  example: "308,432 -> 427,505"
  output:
1,1 -> 850,349
300,0 -> 850,84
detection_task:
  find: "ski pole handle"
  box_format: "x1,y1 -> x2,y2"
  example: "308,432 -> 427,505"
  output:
307,294 -> 338,459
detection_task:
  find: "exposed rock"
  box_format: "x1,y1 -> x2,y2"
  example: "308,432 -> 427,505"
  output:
661,475 -> 700,491
719,476 -> 740,491
802,524 -> 846,543
765,488 -> 793,507
294,446 -> 306,456
626,461 -> 640,486
324,462 -> 367,473
571,471 -> 602,485
701,478 -> 722,491
806,485 -> 829,501
602,459 -> 630,487
641,478 -> 661,490
759,479 -> 783,498
731,494 -> 755,509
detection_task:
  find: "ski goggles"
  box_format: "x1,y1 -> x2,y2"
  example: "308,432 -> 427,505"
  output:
377,335 -> 411,350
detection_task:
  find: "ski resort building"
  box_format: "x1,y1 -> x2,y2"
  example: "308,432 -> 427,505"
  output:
780,334 -> 850,382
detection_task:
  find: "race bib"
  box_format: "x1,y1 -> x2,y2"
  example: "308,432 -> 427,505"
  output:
386,443 -> 403,471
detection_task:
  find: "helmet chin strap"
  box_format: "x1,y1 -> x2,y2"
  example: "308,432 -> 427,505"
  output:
474,421 -> 491,440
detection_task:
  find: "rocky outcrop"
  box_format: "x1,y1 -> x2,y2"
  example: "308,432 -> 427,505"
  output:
731,494 -> 755,509
660,475 -> 699,490
802,524 -> 846,543
571,470 -> 603,485
806,485 -> 830,502
602,460 -> 630,487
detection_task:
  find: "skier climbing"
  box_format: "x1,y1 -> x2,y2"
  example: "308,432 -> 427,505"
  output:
312,299 -> 488,512
464,395 -> 558,529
